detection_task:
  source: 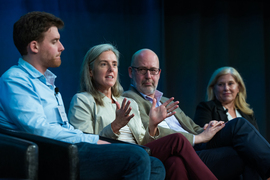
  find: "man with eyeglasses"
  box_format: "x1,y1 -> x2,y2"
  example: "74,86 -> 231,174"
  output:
123,48 -> 270,180
0,12 -> 164,180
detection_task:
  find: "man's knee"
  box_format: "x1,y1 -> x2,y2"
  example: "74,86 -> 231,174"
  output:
125,145 -> 150,163
150,156 -> 165,176
170,133 -> 190,146
166,133 -> 188,142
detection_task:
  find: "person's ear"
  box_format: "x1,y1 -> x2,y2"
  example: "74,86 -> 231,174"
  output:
128,66 -> 133,78
29,41 -> 39,54
89,69 -> 93,77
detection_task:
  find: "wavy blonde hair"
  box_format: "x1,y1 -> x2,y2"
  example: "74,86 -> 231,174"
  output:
80,44 -> 123,106
207,66 -> 253,115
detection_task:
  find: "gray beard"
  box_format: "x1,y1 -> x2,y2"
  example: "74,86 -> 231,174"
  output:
141,86 -> 156,96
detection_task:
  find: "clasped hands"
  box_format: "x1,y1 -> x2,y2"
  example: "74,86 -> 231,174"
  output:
111,97 -> 179,136
194,120 -> 225,144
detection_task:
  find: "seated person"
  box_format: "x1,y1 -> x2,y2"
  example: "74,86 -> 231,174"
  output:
194,66 -> 259,130
122,48 -> 270,180
0,11 -> 165,180
68,43 -> 217,180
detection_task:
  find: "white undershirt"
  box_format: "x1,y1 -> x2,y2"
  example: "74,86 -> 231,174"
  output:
118,125 -> 136,144
223,107 -> 242,120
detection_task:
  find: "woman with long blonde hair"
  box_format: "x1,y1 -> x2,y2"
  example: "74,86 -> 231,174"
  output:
194,66 -> 259,130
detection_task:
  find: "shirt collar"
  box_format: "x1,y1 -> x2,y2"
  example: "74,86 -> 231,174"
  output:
130,84 -> 163,102
98,91 -> 118,103
18,58 -> 57,86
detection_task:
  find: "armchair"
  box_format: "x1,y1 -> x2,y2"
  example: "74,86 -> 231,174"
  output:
0,128 -> 151,180
0,133 -> 38,180
0,128 -> 79,180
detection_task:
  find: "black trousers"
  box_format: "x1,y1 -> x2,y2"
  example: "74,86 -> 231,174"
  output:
194,118 -> 270,180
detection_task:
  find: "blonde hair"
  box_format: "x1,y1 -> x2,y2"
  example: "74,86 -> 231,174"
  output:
207,66 -> 253,115
80,44 -> 123,106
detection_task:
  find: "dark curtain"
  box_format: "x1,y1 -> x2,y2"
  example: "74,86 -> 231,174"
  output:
0,0 -> 269,142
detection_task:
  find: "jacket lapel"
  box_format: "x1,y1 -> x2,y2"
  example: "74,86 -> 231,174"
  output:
214,99 -> 229,122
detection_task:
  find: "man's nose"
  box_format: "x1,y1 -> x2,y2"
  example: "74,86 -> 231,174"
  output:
145,69 -> 151,77
59,41 -> 65,52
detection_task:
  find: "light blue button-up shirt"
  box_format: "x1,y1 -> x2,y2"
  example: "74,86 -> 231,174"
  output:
0,58 -> 98,144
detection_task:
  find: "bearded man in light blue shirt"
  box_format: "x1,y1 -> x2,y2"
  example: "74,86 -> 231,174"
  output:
0,11 -> 165,180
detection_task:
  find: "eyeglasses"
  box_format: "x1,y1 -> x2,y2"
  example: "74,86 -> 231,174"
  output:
131,66 -> 160,75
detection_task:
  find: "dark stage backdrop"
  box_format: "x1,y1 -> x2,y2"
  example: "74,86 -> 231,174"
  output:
0,0 -> 269,142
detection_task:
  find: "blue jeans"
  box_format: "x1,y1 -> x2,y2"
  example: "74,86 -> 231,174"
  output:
76,142 -> 165,180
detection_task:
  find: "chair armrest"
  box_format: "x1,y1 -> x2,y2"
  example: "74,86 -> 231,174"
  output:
0,133 -> 38,180
99,135 -> 151,155
0,128 -> 79,180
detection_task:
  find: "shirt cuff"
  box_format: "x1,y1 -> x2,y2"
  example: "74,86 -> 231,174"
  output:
85,134 -> 99,144
147,127 -> 160,139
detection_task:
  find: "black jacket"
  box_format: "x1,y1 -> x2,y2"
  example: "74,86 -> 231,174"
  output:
194,99 -> 259,131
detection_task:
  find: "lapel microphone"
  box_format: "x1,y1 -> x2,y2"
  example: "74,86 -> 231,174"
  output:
224,109 -> 228,113
55,87 -> 59,94
54,87 -> 60,105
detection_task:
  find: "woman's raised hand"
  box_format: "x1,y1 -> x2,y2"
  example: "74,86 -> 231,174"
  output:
111,98 -> 134,134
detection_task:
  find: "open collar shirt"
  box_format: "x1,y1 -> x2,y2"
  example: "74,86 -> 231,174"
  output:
0,58 -> 98,144
136,85 -> 189,134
